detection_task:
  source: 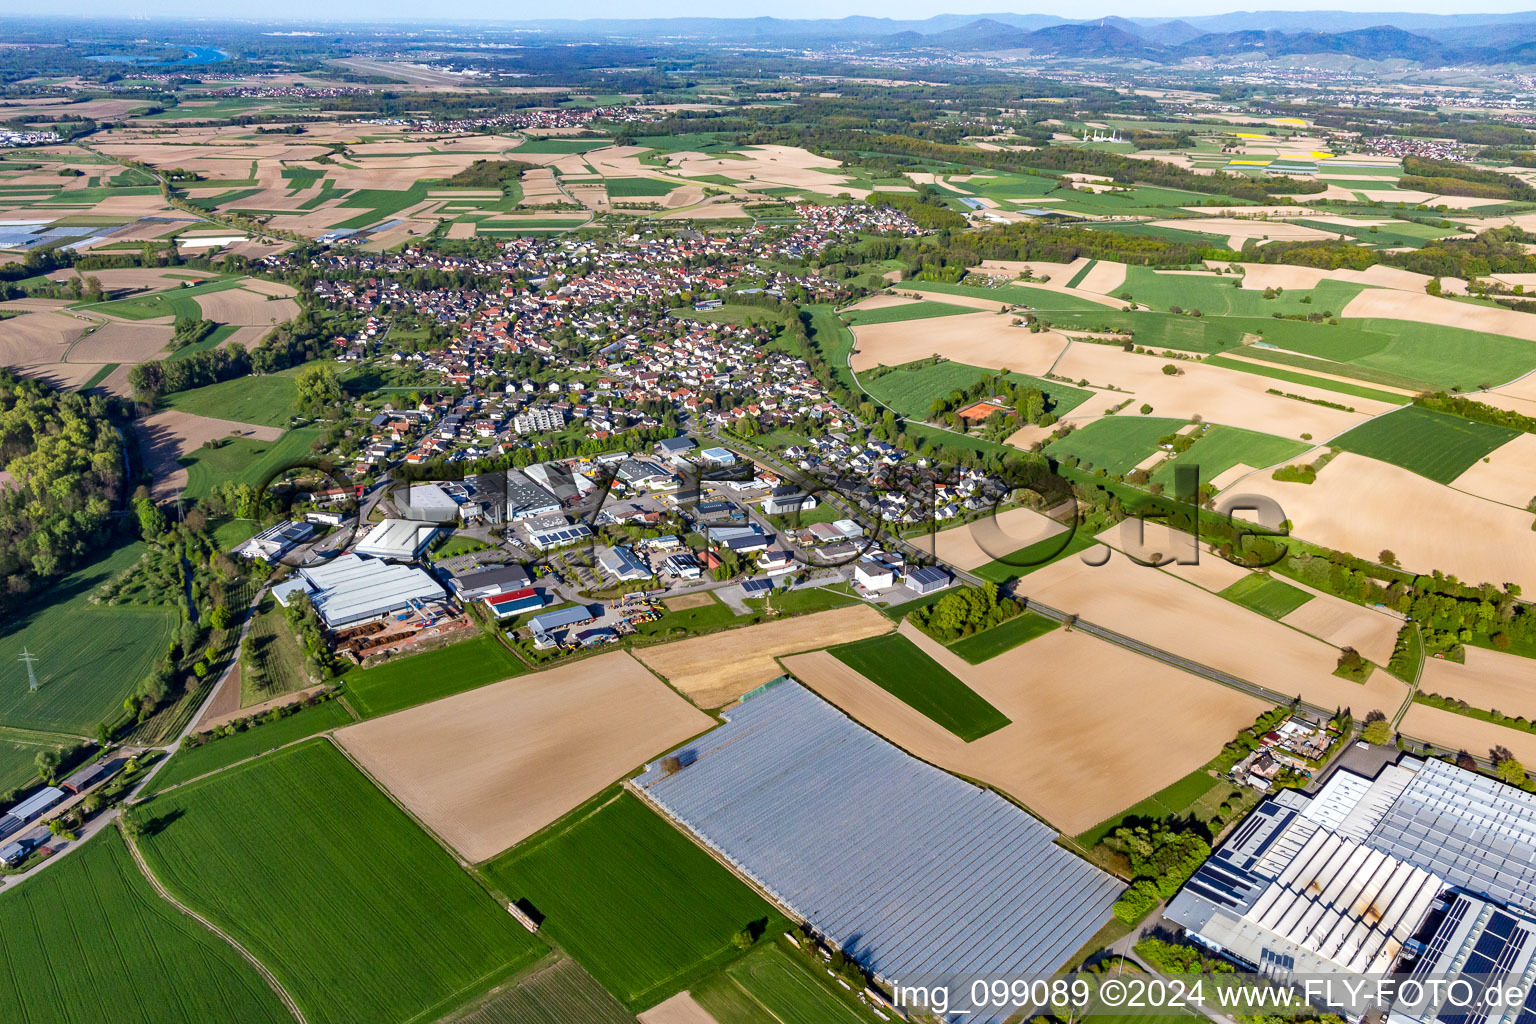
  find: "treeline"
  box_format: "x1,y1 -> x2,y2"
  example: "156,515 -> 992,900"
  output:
442,159 -> 533,190
1414,391 -> 1536,434
169,316 -> 217,351
866,190 -> 967,231
1242,226 -> 1536,282
0,371 -> 125,609
128,307 -> 337,403
1400,156 -> 1536,202
129,346 -> 248,403
959,220 -> 1237,267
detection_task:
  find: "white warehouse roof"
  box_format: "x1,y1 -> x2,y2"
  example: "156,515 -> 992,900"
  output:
354,518 -> 438,561
295,554 -> 447,629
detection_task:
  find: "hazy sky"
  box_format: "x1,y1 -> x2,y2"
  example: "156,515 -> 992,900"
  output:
24,1 -> 1532,22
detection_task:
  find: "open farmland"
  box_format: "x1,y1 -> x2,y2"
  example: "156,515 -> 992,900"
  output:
1048,416 -> 1190,475
1450,432 -> 1536,507
445,956 -> 633,1024
1400,701 -> 1536,767
859,358 -> 1091,421
947,610 -> 1059,664
831,632 -> 1010,741
179,427 -> 325,501
848,312 -> 1068,376
785,620 -> 1270,834
0,541 -> 175,734
842,300 -> 975,326
1150,425 -> 1311,488
633,604 -> 893,708
1015,542 -> 1409,714
1331,405 -> 1519,484
910,505 -> 1069,571
0,829 -> 292,1024
1417,647 -> 1536,716
341,633 -> 528,718
136,740 -> 547,1024
78,277 -> 249,321
336,650 -> 711,861
161,367 -> 300,428
690,943 -> 877,1024
1240,453 -> 1536,592
1045,342 -> 1386,440
482,791 -> 784,1011
146,699 -> 355,795
133,408 -> 284,501
1219,573 -> 1315,619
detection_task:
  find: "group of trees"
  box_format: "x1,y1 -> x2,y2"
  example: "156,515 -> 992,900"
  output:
910,583 -> 1024,642
924,369 -> 1057,434
0,371 -> 125,611
281,592 -> 344,680
168,315 -> 217,351
1108,822 -> 1212,922
866,188 -> 967,231
1400,155 -> 1536,202
1414,391 -> 1536,433
129,344 -> 250,403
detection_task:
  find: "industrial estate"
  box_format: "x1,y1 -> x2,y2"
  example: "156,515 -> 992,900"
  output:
4,7 -> 1536,1024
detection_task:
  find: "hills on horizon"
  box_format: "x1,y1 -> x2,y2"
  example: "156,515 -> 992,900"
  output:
518,10 -> 1536,64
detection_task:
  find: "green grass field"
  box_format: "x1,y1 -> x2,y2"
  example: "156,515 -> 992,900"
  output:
342,634 -> 527,718
1244,317 -> 1536,392
805,303 -> 858,393
450,956 -> 633,1024
947,611 -> 1059,664
513,138 -> 611,153
138,740 -> 546,1024
0,725 -> 77,795
1331,405 -> 1519,484
330,184 -> 429,230
842,300 -> 976,327
860,360 -> 1092,421
1219,574 -> 1315,620
146,699 -> 354,796
0,829 -> 292,1024
692,943 -> 877,1024
78,277 -> 246,321
180,428 -> 324,499
1047,416 -> 1189,476
1120,266 -> 1364,317
633,595 -> 749,637
240,593 -> 313,704
482,791 -> 784,1011
161,368 -> 300,427
601,177 -> 682,197
1046,309 -> 1246,354
0,542 -> 175,734
1150,425 -> 1311,489
830,633 -> 1009,741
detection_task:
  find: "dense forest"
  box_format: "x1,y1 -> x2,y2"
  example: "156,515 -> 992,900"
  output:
0,371 -> 125,609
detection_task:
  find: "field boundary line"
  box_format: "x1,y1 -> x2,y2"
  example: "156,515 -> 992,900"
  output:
120,823 -> 308,1024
